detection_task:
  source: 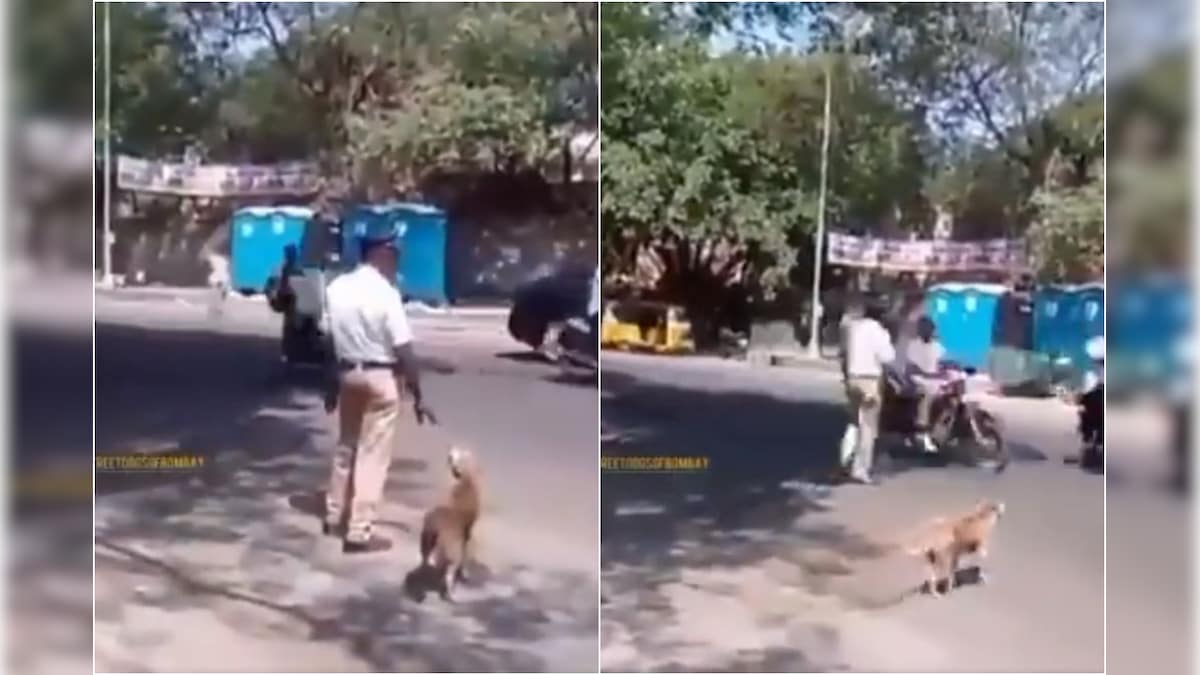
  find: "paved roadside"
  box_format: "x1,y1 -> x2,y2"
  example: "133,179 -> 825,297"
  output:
94,296 -> 598,673
600,351 -> 1103,673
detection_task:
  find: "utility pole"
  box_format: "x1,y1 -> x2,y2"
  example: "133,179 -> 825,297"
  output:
805,16 -> 870,359
806,52 -> 834,359
102,0 -> 113,286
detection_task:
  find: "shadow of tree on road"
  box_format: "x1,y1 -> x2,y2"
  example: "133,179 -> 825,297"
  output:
95,321 -> 597,672
599,364 -> 1060,672
600,369 -> 872,673
96,536 -> 595,673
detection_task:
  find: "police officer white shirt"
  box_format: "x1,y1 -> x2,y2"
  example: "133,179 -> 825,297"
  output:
841,316 -> 896,378
324,264 -> 413,364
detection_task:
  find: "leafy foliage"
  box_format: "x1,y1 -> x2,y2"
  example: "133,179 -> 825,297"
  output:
1106,49 -> 1190,272
601,7 -> 811,310
838,2 -> 1104,170
1028,166 -> 1104,283
97,1 -> 597,184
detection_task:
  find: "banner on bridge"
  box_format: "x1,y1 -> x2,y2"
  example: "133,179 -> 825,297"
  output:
116,155 -> 320,197
826,232 -> 1029,273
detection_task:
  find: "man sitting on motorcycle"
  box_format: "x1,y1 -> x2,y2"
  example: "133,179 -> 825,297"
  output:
902,315 -> 947,453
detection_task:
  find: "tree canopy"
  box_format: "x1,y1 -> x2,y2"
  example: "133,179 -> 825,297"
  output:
96,2 -> 598,188
601,1 -> 1106,309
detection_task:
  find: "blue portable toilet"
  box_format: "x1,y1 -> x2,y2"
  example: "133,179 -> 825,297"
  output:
1034,283 -> 1104,375
231,206 -> 313,294
1032,285 -> 1068,358
925,282 -> 1006,371
1110,275 -> 1190,392
341,202 -> 449,305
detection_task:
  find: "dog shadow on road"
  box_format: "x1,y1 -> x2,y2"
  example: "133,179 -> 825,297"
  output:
403,559 -> 494,604
835,564 -> 987,612
918,564 -> 985,598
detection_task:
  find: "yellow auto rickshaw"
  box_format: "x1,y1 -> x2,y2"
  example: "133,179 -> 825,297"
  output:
601,299 -> 695,353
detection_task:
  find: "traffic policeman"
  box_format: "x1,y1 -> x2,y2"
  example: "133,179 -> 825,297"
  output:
320,228 -> 436,553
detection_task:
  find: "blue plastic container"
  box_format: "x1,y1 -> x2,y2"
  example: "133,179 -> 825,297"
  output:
925,282 -> 1006,370
341,202 -> 449,305
1033,283 -> 1104,375
230,206 -> 313,293
1109,275 -> 1190,391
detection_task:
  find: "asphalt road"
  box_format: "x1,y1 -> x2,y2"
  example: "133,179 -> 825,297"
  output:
9,275 -> 94,675
600,351 -> 1106,673
93,290 -> 599,673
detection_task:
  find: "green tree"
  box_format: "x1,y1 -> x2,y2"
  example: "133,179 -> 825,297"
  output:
1027,163 -> 1104,283
725,52 -> 931,232
95,3 -> 219,156
344,3 -> 597,192
111,2 -> 597,189
839,1 -> 1103,178
21,0 -> 93,117
1104,49 -> 1189,273
602,7 -> 814,336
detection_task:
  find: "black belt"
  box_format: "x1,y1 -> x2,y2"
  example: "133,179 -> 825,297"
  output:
339,360 -> 396,371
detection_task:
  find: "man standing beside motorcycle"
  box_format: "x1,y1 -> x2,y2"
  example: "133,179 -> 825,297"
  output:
269,244 -> 300,361
839,296 -> 897,484
1075,335 -> 1104,472
903,315 -> 948,453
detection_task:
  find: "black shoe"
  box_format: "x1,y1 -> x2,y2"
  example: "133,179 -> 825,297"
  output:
343,536 -> 393,554
321,521 -> 344,537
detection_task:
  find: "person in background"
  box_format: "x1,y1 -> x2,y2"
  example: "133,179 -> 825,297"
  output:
1169,334 -> 1189,492
271,244 -> 300,360
838,296 -> 896,484
205,251 -> 230,318
1075,334 -> 1105,472
904,315 -> 947,453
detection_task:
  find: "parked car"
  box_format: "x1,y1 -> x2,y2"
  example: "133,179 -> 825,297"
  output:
508,265 -> 596,353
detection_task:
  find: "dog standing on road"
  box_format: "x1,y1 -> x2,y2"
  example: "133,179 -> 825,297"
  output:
419,446 -> 482,601
897,499 -> 1005,597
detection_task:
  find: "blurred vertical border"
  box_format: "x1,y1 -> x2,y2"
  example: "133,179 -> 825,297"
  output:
4,0 -> 95,673
1106,0 -> 1195,674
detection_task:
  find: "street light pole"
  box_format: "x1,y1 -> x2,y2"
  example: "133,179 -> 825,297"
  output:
102,1 -> 113,286
806,52 -> 834,358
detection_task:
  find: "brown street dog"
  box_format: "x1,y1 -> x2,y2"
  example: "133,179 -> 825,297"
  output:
897,499 -> 1005,598
419,446 -> 481,601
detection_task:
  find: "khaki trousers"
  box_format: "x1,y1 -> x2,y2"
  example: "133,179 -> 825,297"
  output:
324,368 -> 412,543
843,376 -> 882,478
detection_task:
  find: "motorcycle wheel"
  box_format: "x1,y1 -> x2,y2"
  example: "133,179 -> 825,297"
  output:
970,408 -> 1008,473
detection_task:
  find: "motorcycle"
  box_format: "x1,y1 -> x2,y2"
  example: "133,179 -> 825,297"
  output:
880,363 -> 1009,472
267,269 -> 331,367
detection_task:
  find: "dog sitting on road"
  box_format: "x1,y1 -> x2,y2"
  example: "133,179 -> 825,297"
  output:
894,499 -> 1005,597
419,446 -> 482,601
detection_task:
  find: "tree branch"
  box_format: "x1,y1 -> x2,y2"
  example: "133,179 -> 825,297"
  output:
962,62 -> 1030,166
571,2 -> 597,74
255,3 -> 318,99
